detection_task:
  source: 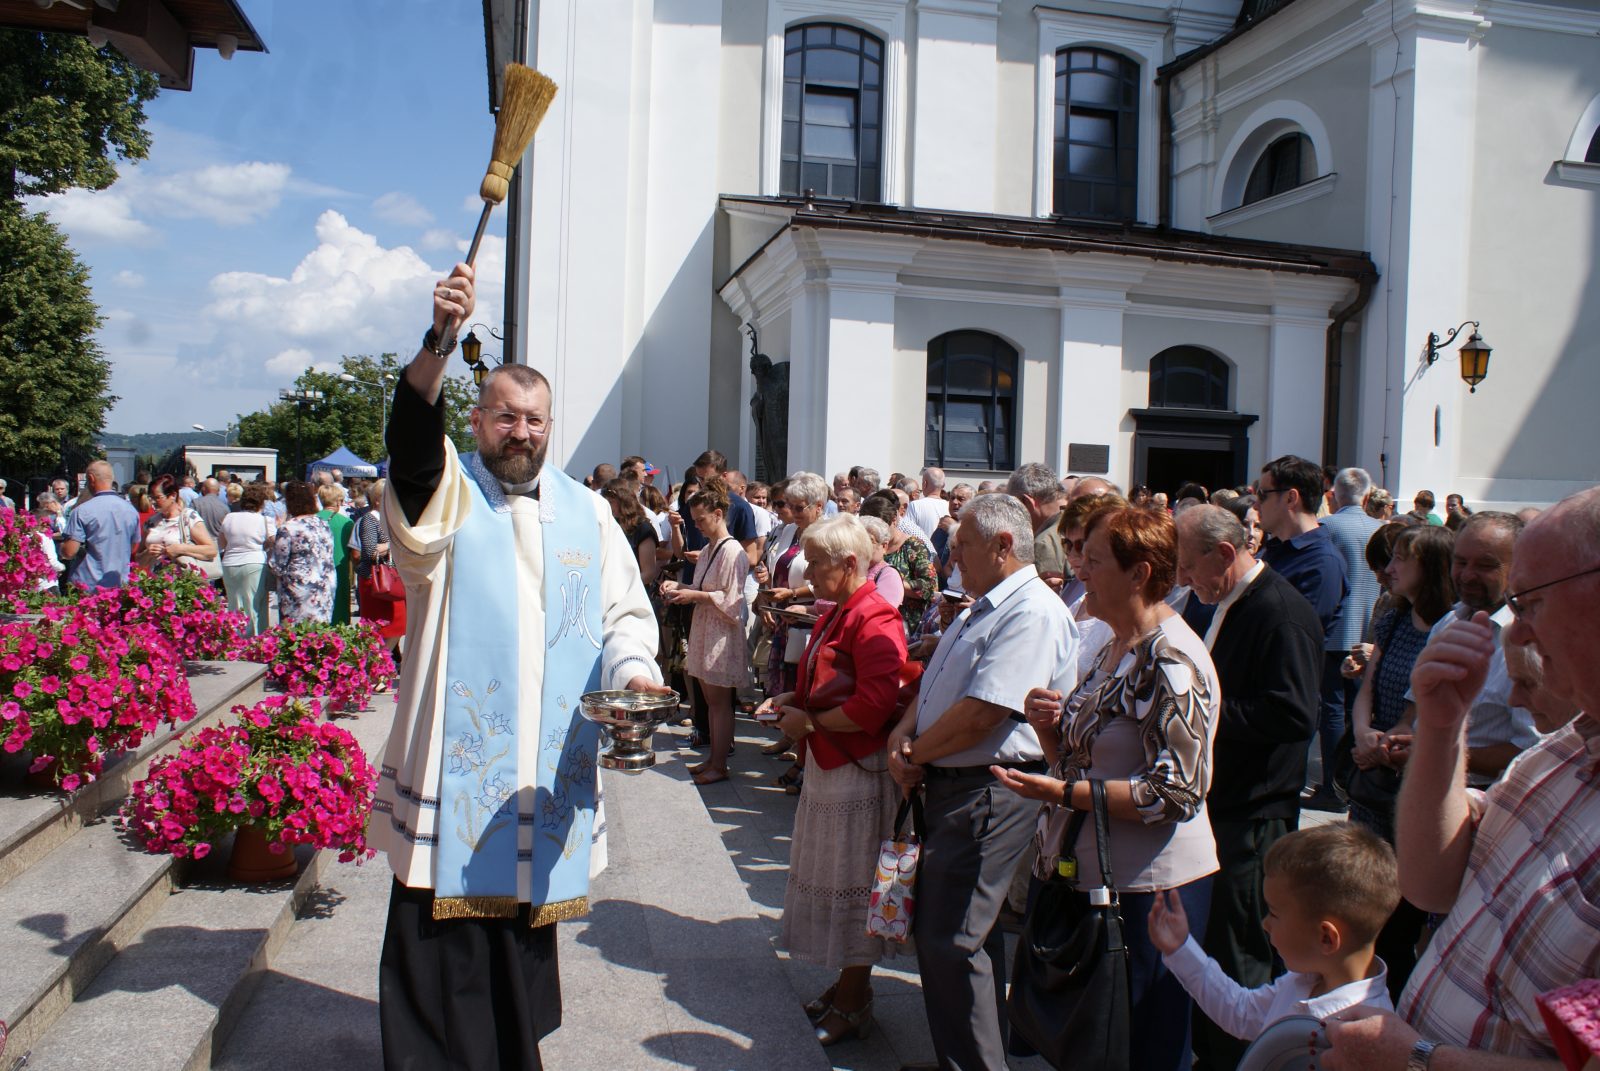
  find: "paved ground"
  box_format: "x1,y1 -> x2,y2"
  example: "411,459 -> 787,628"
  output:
221,700 -> 1348,1070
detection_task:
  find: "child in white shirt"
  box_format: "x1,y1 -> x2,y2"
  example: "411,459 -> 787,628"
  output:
1149,821 -> 1399,1042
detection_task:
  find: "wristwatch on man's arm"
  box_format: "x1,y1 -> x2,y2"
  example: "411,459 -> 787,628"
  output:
1406,1039 -> 1439,1071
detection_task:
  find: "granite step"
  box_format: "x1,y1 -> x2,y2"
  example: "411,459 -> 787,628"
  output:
0,661 -> 268,889
215,720 -> 831,1071
4,690 -> 394,1071
0,819 -> 176,1061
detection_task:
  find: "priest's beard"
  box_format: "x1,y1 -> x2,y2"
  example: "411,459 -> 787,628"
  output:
480,434 -> 547,486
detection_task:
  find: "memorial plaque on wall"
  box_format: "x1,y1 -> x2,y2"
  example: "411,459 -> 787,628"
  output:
1067,443 -> 1111,474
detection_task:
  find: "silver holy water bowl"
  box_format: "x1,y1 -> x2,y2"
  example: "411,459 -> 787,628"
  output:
578,689 -> 682,771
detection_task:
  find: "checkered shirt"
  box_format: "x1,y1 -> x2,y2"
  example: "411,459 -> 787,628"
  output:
1399,715 -> 1600,1057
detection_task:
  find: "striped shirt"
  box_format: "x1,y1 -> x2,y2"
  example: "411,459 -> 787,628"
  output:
1399,715 -> 1600,1057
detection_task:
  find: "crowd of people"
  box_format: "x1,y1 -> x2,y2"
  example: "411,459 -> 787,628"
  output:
29,463 -> 406,676
586,444 -> 1596,1071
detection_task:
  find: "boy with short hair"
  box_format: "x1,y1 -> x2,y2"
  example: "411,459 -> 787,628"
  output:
1149,822 -> 1399,1040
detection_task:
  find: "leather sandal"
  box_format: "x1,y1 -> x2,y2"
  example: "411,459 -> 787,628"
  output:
814,1000 -> 874,1046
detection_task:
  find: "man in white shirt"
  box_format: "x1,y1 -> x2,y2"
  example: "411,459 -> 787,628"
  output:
889,493 -> 1079,1071
906,465 -> 950,539
1401,512 -> 1539,788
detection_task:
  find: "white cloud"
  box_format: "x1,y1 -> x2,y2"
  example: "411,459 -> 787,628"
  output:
420,227 -> 459,251
100,210 -> 504,432
264,347 -> 338,377
113,270 -> 146,287
34,188 -> 156,243
143,161 -> 291,225
373,191 -> 434,227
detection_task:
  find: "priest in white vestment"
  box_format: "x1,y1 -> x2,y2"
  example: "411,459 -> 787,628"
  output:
374,261 -> 668,1071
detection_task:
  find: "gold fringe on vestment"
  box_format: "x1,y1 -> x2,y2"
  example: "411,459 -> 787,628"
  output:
432,896 -> 519,920
529,897 -> 588,928
428,894 -> 590,927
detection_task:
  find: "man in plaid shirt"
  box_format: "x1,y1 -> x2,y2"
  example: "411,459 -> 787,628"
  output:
1323,486 -> 1600,1070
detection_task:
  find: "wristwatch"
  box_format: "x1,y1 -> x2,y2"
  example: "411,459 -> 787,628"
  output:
421,325 -> 457,358
1406,1039 -> 1439,1070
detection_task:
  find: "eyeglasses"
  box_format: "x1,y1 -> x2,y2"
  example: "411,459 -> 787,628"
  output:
1064,537 -> 1086,553
1504,564 -> 1600,619
474,407 -> 549,434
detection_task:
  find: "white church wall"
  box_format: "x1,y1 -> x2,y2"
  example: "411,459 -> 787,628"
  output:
1455,21 -> 1600,508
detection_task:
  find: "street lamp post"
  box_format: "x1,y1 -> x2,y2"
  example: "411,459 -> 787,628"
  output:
278,388 -> 324,478
338,372 -> 396,449
191,423 -> 236,444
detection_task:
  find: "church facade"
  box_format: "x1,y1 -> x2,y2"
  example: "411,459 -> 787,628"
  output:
486,0 -> 1600,508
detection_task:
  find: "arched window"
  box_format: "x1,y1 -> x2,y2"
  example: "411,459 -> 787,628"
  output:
1149,347 -> 1230,411
1053,48 -> 1139,221
781,23 -> 884,202
1242,132 -> 1315,205
926,332 -> 1018,470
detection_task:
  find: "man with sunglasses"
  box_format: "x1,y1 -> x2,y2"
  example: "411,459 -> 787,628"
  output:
372,261 -> 669,1071
1324,486 -> 1600,1070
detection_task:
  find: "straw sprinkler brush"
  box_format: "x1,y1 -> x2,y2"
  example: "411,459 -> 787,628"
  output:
462,63 -> 558,271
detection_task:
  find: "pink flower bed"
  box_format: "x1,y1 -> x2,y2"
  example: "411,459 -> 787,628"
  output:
241,622 -> 395,714
123,695 -> 378,863
66,566 -> 248,662
0,508 -> 59,609
1,607 -> 197,788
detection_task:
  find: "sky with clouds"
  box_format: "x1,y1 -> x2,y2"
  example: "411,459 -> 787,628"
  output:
26,1 -> 505,434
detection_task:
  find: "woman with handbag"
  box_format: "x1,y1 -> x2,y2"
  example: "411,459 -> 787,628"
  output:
759,514 -> 909,1047
218,483 -> 276,635
994,506 -> 1220,1071
136,473 -> 219,579
660,480 -> 749,786
356,479 -> 406,684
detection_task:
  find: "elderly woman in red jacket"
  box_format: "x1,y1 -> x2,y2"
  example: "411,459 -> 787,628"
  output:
759,514 -> 910,1047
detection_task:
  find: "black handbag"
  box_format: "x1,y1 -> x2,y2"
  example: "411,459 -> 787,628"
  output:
1006,779 -> 1131,1071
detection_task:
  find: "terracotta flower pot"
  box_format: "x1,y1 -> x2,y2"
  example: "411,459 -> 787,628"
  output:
227,825 -> 299,883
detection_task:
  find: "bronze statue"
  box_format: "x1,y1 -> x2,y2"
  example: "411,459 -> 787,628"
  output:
747,325 -> 789,483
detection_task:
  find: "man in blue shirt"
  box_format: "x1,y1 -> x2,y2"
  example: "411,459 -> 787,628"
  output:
1257,455 -> 1348,810
1316,467 -> 1384,808
60,460 -> 142,589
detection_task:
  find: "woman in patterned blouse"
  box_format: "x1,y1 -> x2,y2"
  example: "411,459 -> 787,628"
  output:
859,492 -> 937,637
268,480 -> 336,624
995,507 -> 1221,1071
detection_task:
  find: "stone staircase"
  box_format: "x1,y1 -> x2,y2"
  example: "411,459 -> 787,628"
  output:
0,663 -> 396,1071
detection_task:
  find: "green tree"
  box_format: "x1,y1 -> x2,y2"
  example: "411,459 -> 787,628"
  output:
0,204 -> 116,476
0,30 -> 160,203
235,353 -> 479,476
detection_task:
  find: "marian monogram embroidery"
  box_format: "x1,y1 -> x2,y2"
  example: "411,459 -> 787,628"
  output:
447,678 -> 516,853
548,567 -> 602,651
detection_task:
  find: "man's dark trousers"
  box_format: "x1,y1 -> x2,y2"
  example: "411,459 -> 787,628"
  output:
914,772 -> 1037,1071
1193,816 -> 1292,1071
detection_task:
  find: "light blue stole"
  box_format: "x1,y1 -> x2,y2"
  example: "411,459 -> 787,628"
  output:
433,453 -> 604,924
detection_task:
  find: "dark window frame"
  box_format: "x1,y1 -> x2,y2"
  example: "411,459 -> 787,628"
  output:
1242,131 -> 1316,205
1052,47 -> 1140,221
925,331 -> 1020,471
781,23 -> 885,203
1148,346 -> 1231,411
1586,123 -> 1600,164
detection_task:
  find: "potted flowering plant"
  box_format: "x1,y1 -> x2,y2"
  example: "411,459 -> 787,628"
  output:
0,508 -> 60,610
122,696 -> 379,879
70,566 -> 247,662
241,621 -> 396,714
0,607 -> 196,790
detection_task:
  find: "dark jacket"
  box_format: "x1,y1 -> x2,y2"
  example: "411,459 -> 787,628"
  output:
1207,566 -> 1324,822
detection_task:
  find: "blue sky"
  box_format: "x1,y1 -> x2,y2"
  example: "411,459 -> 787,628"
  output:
29,1 -> 507,434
